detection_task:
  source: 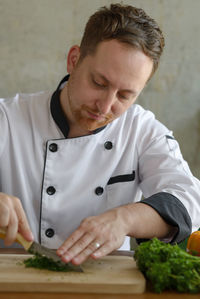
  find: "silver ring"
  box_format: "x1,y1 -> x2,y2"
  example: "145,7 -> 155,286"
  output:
94,242 -> 100,249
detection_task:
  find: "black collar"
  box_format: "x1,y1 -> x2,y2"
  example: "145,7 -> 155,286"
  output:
50,75 -> 106,138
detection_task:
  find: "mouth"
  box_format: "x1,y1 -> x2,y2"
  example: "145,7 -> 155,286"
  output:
86,110 -> 105,121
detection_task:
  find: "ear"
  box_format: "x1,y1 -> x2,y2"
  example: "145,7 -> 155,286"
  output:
67,45 -> 80,74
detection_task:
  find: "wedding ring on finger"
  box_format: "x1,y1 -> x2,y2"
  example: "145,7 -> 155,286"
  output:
94,242 -> 101,249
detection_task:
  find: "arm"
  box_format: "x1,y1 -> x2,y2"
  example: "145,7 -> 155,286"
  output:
56,202 -> 175,265
119,202 -> 175,239
136,109 -> 199,242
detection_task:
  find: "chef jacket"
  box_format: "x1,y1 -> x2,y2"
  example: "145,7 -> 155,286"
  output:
0,75 -> 200,250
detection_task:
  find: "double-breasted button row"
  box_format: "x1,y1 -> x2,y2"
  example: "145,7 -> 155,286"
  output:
95,141 -> 112,196
45,143 -> 57,239
46,142 -> 111,236
47,144 -> 58,196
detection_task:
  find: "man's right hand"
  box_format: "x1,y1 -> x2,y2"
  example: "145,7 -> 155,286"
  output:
0,192 -> 33,246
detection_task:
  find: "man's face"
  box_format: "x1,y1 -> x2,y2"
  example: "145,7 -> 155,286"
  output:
64,40 -> 153,133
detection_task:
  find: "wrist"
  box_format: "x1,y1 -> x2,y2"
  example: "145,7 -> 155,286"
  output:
114,204 -> 138,236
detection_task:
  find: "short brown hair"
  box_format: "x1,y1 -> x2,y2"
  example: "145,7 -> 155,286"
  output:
80,3 -> 165,76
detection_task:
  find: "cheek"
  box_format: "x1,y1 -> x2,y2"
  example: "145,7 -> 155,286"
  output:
75,78 -> 96,104
69,78 -> 87,106
112,101 -> 132,118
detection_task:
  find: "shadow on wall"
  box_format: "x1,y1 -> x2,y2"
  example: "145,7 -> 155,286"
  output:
174,110 -> 200,179
190,110 -> 200,178
195,110 -> 200,167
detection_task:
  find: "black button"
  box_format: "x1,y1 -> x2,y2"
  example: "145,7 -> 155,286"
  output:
95,186 -> 104,196
104,141 -> 113,150
45,228 -> 55,238
49,143 -> 58,152
46,186 -> 56,195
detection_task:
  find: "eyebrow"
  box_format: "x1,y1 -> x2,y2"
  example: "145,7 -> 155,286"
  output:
94,72 -> 138,96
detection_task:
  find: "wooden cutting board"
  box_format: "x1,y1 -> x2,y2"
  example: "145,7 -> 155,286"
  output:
0,254 -> 145,294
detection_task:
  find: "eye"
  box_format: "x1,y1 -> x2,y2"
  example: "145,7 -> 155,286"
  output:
118,93 -> 129,101
119,95 -> 127,100
92,78 -> 106,88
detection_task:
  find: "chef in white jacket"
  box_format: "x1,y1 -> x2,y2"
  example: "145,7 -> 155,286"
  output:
0,3 -> 200,266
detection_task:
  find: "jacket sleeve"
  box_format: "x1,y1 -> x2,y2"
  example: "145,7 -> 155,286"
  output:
0,102 -> 8,158
136,110 -> 200,243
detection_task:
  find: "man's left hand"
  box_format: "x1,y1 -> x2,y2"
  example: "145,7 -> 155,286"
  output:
56,207 -> 128,265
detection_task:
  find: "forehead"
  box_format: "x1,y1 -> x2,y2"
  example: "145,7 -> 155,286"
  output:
84,40 -> 153,90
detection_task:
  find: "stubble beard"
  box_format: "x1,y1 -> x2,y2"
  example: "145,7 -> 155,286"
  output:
73,104 -> 114,131
67,83 -> 114,131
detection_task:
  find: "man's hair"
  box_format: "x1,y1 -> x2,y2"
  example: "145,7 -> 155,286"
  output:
79,3 -> 165,76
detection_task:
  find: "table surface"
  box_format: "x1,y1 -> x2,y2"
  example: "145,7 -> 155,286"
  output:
0,249 -> 199,299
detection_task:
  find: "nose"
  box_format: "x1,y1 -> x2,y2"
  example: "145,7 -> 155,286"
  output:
96,91 -> 116,115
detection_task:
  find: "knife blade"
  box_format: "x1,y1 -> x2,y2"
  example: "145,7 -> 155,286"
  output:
109,250 -> 134,257
27,241 -> 83,272
0,228 -> 83,272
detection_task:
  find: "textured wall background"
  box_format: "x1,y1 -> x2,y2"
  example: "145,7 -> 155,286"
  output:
0,0 -> 199,178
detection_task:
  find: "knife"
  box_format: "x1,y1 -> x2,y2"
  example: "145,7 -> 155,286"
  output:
0,227 -> 83,272
109,250 -> 134,257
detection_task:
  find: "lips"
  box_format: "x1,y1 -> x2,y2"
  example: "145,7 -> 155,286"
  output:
86,110 -> 105,121
73,104 -> 114,131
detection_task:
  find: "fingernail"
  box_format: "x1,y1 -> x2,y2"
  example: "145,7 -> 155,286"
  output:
29,232 -> 34,240
62,254 -> 71,263
57,246 -> 66,255
57,249 -> 64,256
72,257 -> 80,264
25,231 -> 34,241
92,252 -> 100,258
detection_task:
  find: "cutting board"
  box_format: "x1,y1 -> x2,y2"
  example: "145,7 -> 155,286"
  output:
0,254 -> 145,294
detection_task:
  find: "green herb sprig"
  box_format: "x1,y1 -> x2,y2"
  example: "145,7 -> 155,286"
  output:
134,238 -> 200,293
23,253 -> 73,272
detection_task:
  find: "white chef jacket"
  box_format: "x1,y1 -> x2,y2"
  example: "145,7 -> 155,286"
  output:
0,75 -> 200,249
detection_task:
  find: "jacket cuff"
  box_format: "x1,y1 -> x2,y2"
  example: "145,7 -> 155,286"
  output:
136,192 -> 192,244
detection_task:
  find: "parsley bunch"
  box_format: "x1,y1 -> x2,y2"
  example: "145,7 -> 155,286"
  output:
134,238 -> 200,293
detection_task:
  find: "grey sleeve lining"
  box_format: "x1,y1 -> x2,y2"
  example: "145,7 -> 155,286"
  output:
136,192 -> 192,244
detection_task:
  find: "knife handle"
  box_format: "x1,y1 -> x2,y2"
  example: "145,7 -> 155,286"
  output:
0,227 -> 32,250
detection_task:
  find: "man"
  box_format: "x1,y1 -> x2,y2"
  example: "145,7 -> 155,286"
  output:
0,4 -> 199,266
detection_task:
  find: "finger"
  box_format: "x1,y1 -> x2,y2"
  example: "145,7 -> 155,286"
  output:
18,217 -> 34,241
0,194 -> 13,227
13,198 -> 34,241
0,203 -> 10,227
60,232 -> 95,263
91,241 -> 113,260
57,228 -> 85,257
4,212 -> 18,246
72,240 -> 103,265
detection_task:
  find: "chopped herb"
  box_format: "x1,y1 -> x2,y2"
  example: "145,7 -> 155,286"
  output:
134,238 -> 200,293
23,253 -> 74,272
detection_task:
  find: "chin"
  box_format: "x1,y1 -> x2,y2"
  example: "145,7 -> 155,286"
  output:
81,118 -> 111,131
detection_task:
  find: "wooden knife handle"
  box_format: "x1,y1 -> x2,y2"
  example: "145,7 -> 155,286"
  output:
0,227 -> 32,250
